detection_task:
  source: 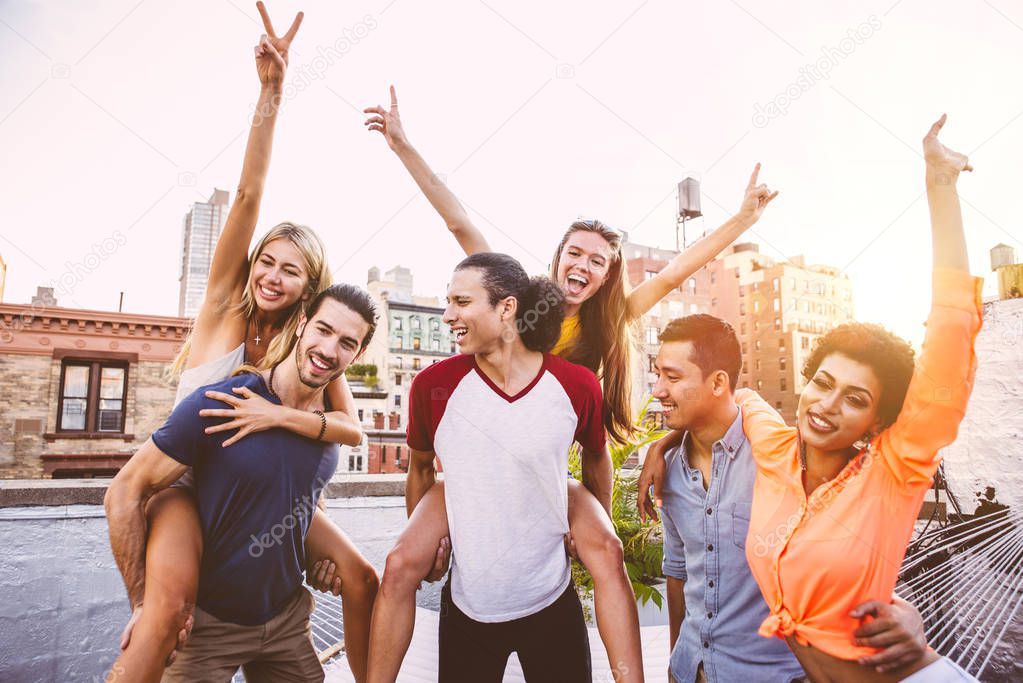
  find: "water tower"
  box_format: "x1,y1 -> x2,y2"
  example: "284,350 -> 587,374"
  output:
676,178 -> 702,251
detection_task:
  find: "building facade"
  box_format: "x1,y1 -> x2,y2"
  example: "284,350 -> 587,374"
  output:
0,252 -> 6,303
339,266 -> 456,474
178,189 -> 229,318
0,303 -> 187,478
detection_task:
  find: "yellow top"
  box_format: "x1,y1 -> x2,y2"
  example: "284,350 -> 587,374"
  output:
551,314 -> 580,357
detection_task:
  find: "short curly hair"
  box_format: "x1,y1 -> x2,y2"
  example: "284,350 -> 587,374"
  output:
801,322 -> 916,429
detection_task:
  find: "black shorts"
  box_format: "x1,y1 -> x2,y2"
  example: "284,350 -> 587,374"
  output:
438,579 -> 591,682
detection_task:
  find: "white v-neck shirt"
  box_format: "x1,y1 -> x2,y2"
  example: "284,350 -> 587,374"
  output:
407,353 -> 605,622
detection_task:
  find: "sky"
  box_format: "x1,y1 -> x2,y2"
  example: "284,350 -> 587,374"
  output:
1,0 -> 1021,345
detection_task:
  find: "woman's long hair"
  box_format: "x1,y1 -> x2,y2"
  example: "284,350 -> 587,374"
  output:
168,222 -> 332,377
550,219 -> 636,444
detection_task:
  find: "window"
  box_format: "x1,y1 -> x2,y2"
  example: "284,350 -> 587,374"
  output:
753,321 -> 760,332
773,298 -> 780,312
431,319 -> 440,331
780,357 -> 787,370
757,380 -> 763,391
710,271 -> 716,284
754,340 -> 761,351
395,445 -> 403,466
687,278 -> 697,294
392,317 -> 403,331
412,358 -> 421,370
739,302 -> 746,316
779,338 -> 786,351
711,297 -> 717,308
348,455 -> 363,471
395,357 -> 403,368
780,378 -> 787,391
775,401 -> 783,410
394,394 -> 401,407
648,355 -> 656,372
739,287 -> 745,298
58,361 -> 128,433
394,334 -> 403,348
801,337 -> 810,350
412,337 -> 421,350
741,342 -> 748,354
774,317 -> 781,331
755,359 -> 761,371
646,327 -> 659,344
772,278 -> 779,292
753,301 -> 760,314
740,323 -> 746,335
431,338 -> 440,351
752,282 -> 759,292
411,317 -> 421,330
382,445 -> 388,461
357,409 -> 364,421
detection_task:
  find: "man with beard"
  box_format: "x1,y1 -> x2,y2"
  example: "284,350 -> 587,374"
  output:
105,284 -> 376,682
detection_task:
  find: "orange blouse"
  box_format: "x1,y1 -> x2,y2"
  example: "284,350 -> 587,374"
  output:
736,267 -> 983,661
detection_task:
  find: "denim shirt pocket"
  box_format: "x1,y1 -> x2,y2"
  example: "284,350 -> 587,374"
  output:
731,502 -> 752,550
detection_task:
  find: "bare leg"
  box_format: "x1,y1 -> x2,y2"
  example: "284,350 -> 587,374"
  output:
110,488 -> 202,683
366,482 -> 449,683
305,508 -> 379,683
568,479 -> 644,683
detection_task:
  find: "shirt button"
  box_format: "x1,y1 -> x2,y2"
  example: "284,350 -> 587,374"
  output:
707,612 -> 713,618
708,580 -> 715,588
706,507 -> 713,515
703,641 -> 710,648
707,544 -> 714,551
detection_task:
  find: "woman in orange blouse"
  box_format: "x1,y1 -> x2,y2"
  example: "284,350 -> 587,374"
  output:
732,115 -> 982,682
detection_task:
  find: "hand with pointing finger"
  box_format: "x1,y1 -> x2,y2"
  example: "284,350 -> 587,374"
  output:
254,1 -> 304,88
735,162 -> 780,227
924,114 -> 972,185
364,86 -> 410,152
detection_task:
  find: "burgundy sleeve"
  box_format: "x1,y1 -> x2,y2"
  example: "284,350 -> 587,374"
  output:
406,372 -> 434,451
574,371 -> 606,453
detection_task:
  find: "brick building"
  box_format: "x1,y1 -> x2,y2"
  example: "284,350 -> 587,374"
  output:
0,303 -> 187,478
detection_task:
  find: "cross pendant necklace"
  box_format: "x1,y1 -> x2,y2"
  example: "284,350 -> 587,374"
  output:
250,317 -> 262,345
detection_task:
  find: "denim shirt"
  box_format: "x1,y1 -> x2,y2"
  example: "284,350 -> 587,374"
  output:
660,407 -> 805,683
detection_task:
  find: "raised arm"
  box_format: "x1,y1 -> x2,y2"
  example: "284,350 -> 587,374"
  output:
188,4 -> 304,360
104,440 -> 190,608
364,86 -> 491,255
879,116 -> 981,486
626,164 -> 778,320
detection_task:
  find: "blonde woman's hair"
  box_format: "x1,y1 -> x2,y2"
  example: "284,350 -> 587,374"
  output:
550,219 -> 637,444
168,222 -> 332,377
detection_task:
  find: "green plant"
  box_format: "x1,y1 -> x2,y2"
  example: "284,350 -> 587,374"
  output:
569,398 -> 667,611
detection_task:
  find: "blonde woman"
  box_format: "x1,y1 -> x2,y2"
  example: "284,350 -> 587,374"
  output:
107,5 -> 377,681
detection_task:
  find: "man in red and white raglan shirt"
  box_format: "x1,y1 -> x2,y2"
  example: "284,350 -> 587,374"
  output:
367,253 -> 612,683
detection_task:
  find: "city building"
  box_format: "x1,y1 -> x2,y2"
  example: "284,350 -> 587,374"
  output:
0,252 -> 6,302
623,239 -> 854,424
0,302 -> 188,478
991,243 -> 1023,300
178,189 -> 229,318
340,266 -> 456,474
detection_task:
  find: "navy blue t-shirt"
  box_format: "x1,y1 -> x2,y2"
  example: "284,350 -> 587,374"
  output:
152,372 -> 339,625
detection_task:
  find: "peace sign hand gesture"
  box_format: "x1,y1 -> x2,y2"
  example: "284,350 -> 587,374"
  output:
364,86 -> 410,151
923,114 -> 972,184
735,162 -> 780,226
254,1 -> 304,88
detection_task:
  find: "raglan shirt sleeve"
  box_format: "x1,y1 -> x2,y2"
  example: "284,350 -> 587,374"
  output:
406,372 -> 434,452
151,386 -> 210,467
574,369 -> 607,453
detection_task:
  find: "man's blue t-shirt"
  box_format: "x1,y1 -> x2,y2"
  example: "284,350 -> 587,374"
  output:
152,372 -> 339,626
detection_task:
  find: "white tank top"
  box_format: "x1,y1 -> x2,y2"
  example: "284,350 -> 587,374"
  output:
173,343 -> 248,407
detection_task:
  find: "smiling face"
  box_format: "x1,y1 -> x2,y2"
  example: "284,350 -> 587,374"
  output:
555,230 -> 614,308
652,341 -> 718,431
797,352 -> 884,452
293,298 -> 370,389
249,238 -> 311,314
443,267 -> 510,355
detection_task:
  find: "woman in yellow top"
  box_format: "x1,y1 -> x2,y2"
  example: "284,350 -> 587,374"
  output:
359,87 -> 778,682
645,116 -> 982,682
